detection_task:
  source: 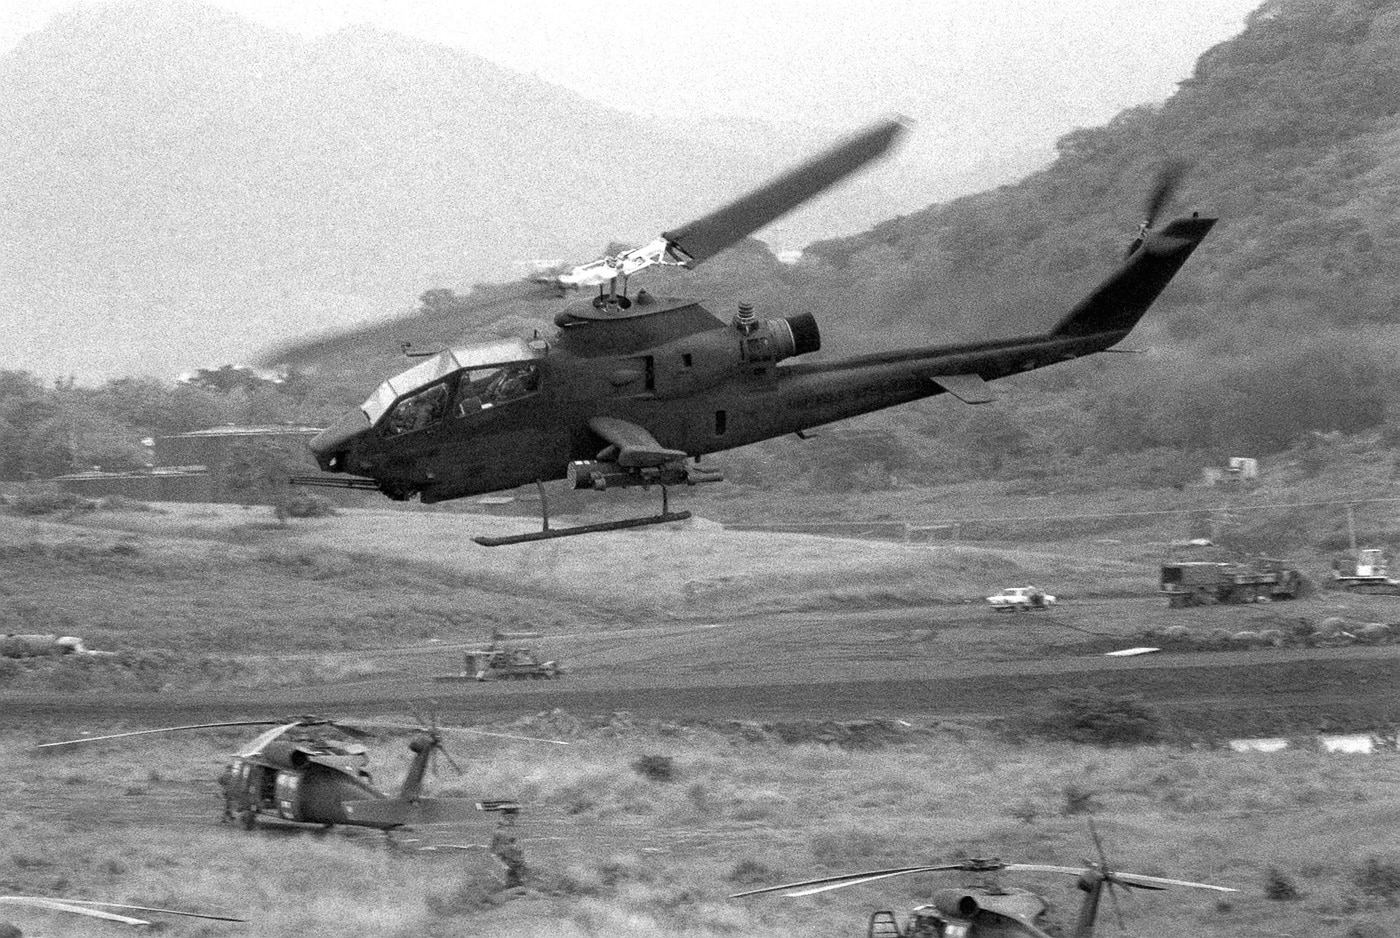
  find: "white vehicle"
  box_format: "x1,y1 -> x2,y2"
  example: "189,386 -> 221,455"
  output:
986,586 -> 1056,611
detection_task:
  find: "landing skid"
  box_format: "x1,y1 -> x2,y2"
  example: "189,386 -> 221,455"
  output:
473,481 -> 690,547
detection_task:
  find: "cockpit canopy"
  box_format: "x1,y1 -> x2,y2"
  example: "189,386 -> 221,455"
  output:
361,337 -> 545,425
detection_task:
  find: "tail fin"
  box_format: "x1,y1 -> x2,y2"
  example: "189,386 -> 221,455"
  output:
1050,216 -> 1216,338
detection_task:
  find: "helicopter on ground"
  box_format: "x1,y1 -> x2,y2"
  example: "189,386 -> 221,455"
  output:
41,715 -> 562,833
732,835 -> 1235,938
296,118 -> 1215,545
0,895 -> 244,929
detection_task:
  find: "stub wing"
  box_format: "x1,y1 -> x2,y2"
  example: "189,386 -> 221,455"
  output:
589,416 -> 687,468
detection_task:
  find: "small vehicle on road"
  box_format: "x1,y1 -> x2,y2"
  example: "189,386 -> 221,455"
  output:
986,586 -> 1056,611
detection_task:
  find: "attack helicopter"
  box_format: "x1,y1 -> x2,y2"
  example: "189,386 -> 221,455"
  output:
732,838 -> 1235,938
297,118 -> 1215,545
41,715 -> 562,833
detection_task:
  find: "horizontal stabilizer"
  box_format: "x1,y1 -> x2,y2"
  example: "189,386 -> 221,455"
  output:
928,372 -> 995,404
589,416 -> 687,468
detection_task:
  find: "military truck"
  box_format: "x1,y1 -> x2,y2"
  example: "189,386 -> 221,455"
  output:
434,631 -> 564,682
1160,559 -> 1304,607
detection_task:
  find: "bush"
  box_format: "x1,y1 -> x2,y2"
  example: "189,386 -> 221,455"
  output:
282,491 -> 336,518
1026,689 -> 1165,746
1061,783 -> 1098,816
1264,866 -> 1301,900
1354,856 -> 1400,900
631,754 -> 676,782
10,487 -> 96,515
726,858 -> 784,886
98,494 -> 155,512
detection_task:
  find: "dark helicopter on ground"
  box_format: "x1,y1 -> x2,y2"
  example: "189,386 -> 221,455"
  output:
41,716 -> 562,833
732,837 -> 1235,938
298,119 -> 1214,545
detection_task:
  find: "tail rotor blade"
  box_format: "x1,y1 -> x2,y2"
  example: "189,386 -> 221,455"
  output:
1142,159 -> 1190,230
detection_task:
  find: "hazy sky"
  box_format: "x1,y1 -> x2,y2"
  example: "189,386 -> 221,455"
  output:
1,0 -> 1261,176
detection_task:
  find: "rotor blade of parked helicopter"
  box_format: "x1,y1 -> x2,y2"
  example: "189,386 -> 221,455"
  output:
662,116 -> 909,267
1107,880 -> 1127,931
730,865 -> 971,899
1090,816 -> 1108,867
0,897 -> 153,925
1108,872 -> 1236,892
344,721 -> 569,745
37,720 -> 285,748
1001,864 -> 1095,876
34,899 -> 248,923
436,742 -> 464,775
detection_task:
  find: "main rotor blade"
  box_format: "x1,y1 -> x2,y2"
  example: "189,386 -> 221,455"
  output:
33,898 -> 247,923
38,720 -> 283,748
347,720 -> 569,745
257,277 -> 558,368
664,117 -> 908,267
1089,817 -> 1109,870
0,897 -> 153,926
731,864 -> 970,899
1109,872 -> 1236,892
1002,864 -> 1092,876
1107,881 -> 1127,931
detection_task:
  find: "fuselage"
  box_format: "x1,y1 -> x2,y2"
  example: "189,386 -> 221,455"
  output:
308,300 -> 1122,503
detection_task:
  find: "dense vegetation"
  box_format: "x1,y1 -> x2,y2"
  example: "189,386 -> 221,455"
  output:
0,366 -> 348,481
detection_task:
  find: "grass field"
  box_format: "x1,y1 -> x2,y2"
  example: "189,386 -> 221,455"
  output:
3,718 -> 1399,937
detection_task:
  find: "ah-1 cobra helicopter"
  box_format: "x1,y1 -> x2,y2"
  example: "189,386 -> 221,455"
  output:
299,119 -> 1214,545
732,835 -> 1235,938
41,715 -> 562,833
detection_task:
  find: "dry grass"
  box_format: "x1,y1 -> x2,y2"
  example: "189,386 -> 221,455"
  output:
3,719 -> 1400,937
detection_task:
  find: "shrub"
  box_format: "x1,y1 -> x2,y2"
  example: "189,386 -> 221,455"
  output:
98,494 -> 155,512
1026,689 -> 1165,746
1061,783 -> 1098,816
10,487 -> 96,515
1263,866 -> 1301,900
631,754 -> 676,782
1354,856 -> 1400,900
283,491 -> 336,518
726,858 -> 784,886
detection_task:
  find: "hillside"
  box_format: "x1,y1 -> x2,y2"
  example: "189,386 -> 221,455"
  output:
0,1 -> 902,379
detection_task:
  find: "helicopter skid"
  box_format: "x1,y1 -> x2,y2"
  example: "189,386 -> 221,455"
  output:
473,510 -> 691,546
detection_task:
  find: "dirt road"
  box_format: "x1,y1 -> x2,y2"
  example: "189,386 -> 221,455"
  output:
8,636 -> 1399,735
